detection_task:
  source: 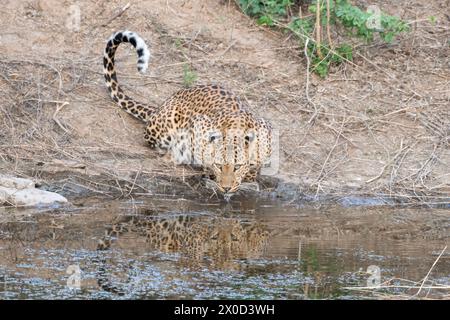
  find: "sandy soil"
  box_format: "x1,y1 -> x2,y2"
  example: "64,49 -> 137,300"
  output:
0,0 -> 448,203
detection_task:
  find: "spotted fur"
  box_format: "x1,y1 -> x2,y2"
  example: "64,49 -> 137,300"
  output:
103,31 -> 273,193
95,215 -> 269,295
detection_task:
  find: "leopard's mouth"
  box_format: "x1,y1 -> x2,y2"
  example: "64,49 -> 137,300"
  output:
204,178 -> 259,196
203,178 -> 237,198
223,192 -> 234,202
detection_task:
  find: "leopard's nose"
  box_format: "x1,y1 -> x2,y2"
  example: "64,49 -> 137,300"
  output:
223,187 -> 231,193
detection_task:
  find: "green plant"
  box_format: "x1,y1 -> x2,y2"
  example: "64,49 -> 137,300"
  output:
238,0 -> 410,77
174,37 -> 183,49
428,15 -> 436,25
239,0 -> 293,26
182,64 -> 198,87
174,38 -> 198,87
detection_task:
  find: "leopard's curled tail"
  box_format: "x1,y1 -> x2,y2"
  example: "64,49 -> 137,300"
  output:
103,31 -> 156,122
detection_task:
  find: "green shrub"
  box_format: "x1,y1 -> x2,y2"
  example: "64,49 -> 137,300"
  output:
182,64 -> 198,87
238,0 -> 410,77
239,0 -> 293,26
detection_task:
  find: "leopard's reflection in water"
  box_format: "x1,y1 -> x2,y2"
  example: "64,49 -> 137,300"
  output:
94,212 -> 269,295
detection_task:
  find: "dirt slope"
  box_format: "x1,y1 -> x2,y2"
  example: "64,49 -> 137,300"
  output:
0,0 -> 449,203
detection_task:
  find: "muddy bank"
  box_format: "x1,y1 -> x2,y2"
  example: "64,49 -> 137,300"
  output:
32,169 -> 450,209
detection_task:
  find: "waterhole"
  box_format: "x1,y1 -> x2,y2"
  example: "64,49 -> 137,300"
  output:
0,195 -> 448,299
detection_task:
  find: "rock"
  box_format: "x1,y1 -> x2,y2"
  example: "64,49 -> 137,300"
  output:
8,188 -> 68,206
0,186 -> 11,204
0,175 -> 68,207
0,175 -> 35,189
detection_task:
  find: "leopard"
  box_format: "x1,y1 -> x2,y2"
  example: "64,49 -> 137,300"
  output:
103,30 -> 273,195
95,214 -> 269,295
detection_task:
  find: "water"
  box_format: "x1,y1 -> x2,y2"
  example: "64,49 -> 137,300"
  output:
0,195 -> 449,299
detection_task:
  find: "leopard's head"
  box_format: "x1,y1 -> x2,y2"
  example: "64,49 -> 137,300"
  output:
191,111 -> 272,194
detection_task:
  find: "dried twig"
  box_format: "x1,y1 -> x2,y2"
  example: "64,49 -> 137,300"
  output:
413,245 -> 447,297
343,247 -> 449,300
101,3 -> 131,27
52,101 -> 70,134
315,0 -> 323,59
303,38 -> 318,124
366,140 -> 409,184
315,116 -> 346,198
326,0 -> 333,48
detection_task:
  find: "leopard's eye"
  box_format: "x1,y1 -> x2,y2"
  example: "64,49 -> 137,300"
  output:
234,165 -> 241,171
210,231 -> 219,240
245,131 -> 255,142
209,132 -> 221,143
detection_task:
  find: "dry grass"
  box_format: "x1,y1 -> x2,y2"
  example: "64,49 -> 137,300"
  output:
0,55 -> 202,198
